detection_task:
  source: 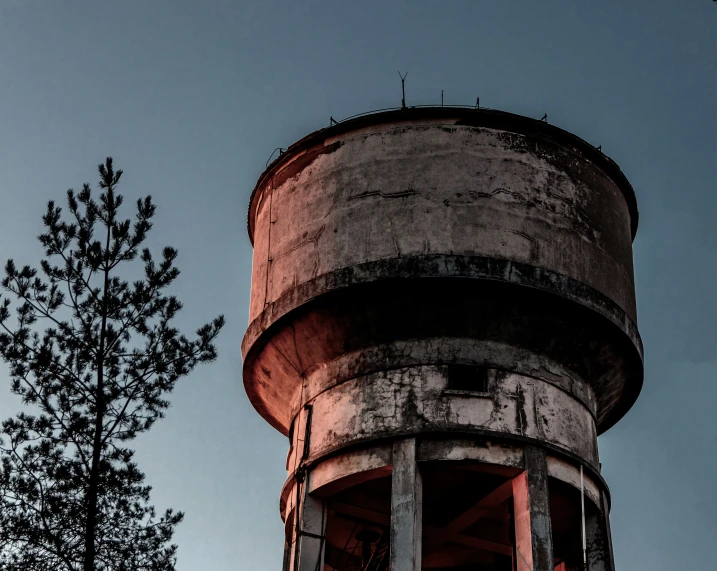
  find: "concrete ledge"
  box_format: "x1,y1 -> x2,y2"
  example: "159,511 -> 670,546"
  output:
242,255 -> 642,358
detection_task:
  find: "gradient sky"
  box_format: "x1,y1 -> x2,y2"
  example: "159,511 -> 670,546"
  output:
1,1 -> 716,569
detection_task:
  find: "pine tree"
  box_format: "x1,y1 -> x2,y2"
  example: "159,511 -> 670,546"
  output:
0,158 -> 224,570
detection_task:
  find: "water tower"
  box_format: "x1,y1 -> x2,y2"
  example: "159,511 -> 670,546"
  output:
242,107 -> 642,571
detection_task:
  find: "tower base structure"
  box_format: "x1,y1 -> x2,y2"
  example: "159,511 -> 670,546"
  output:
281,424 -> 614,571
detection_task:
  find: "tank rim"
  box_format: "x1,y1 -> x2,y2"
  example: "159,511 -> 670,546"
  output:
246,105 -> 639,245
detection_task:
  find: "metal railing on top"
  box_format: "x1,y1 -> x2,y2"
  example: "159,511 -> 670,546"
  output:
330,102 -> 489,126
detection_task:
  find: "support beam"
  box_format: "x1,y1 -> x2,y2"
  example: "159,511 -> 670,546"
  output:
512,446 -> 554,571
586,491 -> 615,571
332,502 -> 513,557
435,534 -> 514,558
390,438 -> 423,571
332,502 -> 390,527
425,477 -> 514,551
601,491 -> 615,570
295,474 -> 327,571
282,533 -> 293,571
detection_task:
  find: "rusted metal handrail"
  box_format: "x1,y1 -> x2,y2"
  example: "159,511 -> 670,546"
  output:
332,103 -> 496,125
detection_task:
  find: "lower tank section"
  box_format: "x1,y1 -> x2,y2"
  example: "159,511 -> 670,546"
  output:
243,273 -> 642,448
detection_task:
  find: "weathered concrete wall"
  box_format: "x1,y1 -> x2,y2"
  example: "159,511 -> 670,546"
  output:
249,120 -> 635,322
285,367 -> 598,474
300,340 -> 598,417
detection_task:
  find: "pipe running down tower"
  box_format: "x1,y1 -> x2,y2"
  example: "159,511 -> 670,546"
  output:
242,107 -> 642,571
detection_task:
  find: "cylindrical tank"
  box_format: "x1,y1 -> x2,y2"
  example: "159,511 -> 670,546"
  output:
242,107 -> 642,571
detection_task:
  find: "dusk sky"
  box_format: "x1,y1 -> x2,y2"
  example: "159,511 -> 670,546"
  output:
1,1 -> 716,569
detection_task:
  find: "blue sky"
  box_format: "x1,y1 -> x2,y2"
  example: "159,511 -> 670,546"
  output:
0,1 -> 716,569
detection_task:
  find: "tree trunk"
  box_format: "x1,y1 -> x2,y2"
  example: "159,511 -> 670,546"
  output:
84,202 -> 113,571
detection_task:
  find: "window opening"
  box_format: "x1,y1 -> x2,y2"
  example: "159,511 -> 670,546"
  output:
444,364 -> 490,395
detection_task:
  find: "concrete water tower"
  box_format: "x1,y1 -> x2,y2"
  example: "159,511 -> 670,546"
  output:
242,107 -> 642,571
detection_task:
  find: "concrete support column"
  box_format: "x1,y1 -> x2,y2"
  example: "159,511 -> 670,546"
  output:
282,533 -> 292,571
586,490 -> 615,571
294,474 -> 327,571
512,446 -> 554,571
390,438 -> 423,571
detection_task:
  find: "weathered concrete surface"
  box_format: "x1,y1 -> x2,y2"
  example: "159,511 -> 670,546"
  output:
307,444 -> 392,498
285,366 -> 599,471
248,115 -> 636,322
513,447 -> 554,571
546,456 -> 601,507
390,439 -> 422,571
586,490 -> 615,571
418,438 -> 524,468
242,107 -> 641,571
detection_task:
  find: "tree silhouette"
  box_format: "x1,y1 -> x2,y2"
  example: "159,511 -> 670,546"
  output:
0,158 -> 224,570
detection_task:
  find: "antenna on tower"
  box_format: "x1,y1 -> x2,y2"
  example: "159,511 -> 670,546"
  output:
398,71 -> 408,109
441,89 -> 444,107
